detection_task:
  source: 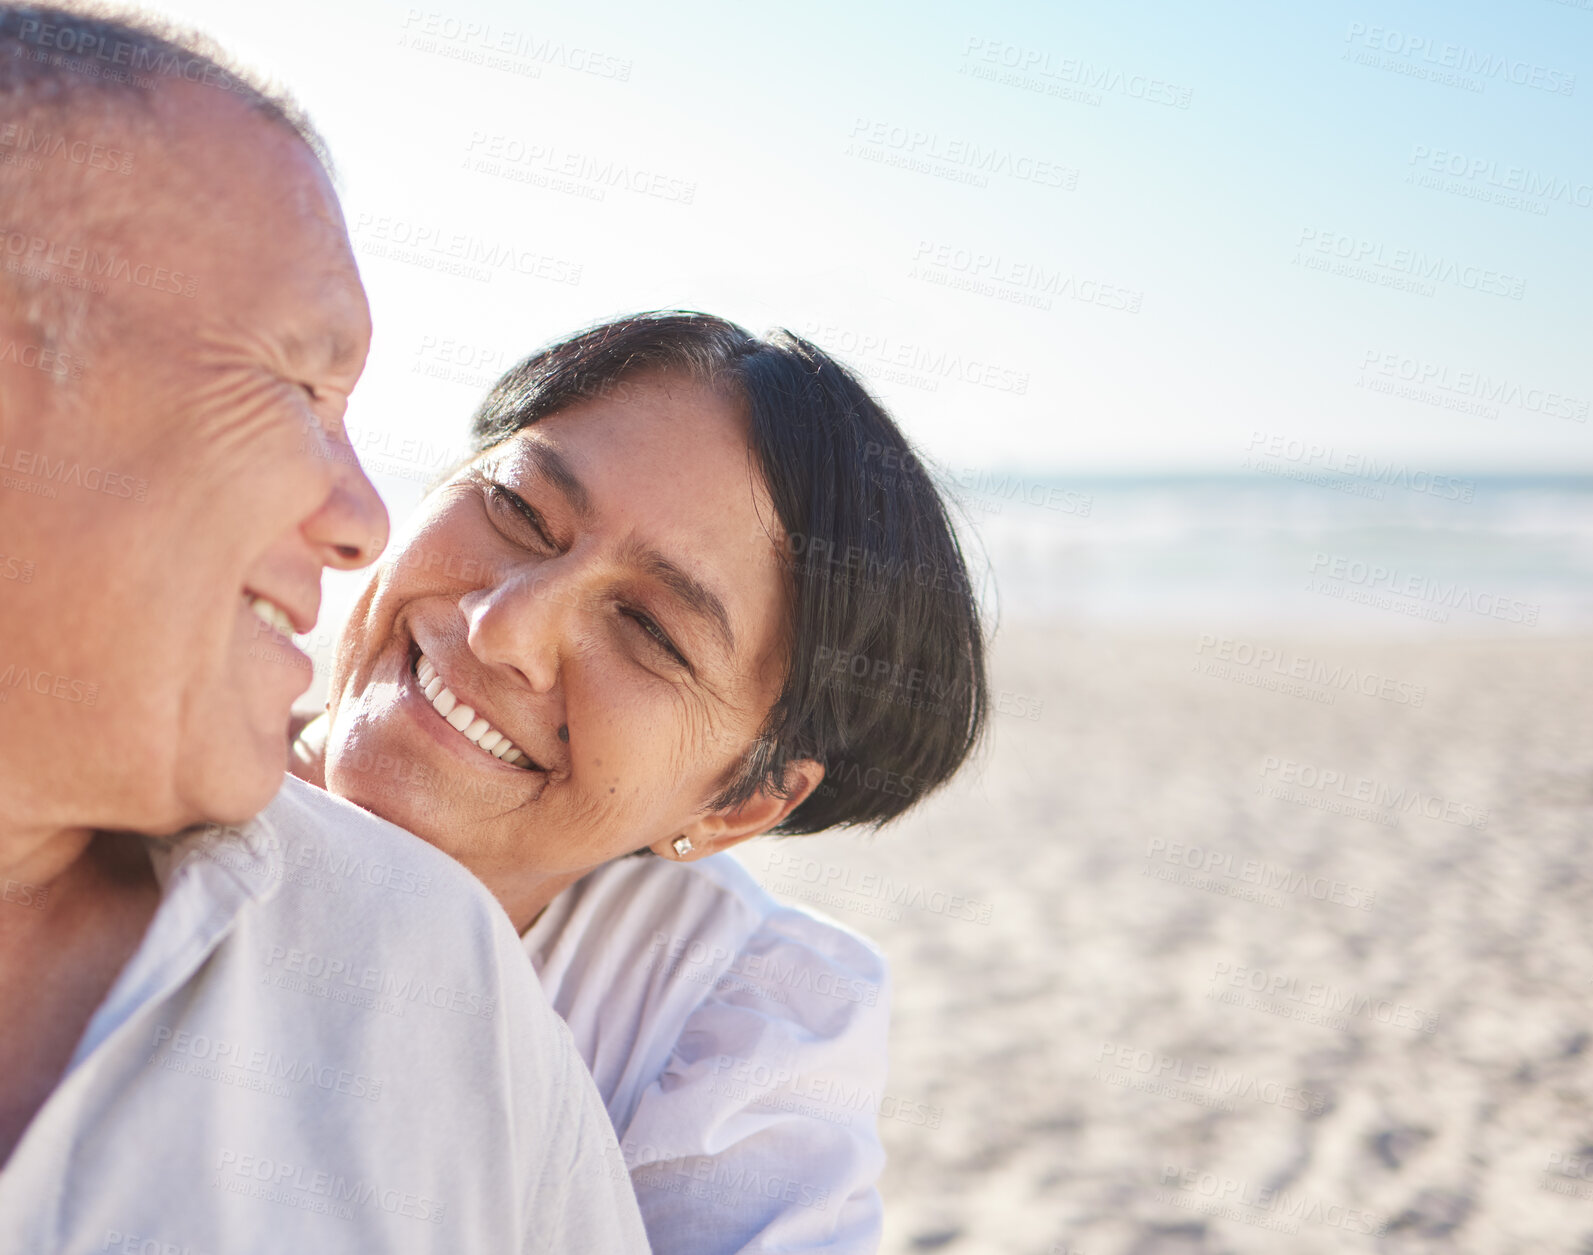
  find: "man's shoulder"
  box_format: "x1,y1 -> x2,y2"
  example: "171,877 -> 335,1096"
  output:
202,776 -> 533,1000
258,775 -> 500,912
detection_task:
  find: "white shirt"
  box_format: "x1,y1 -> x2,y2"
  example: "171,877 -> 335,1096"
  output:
0,775 -> 648,1255
525,851 -> 890,1254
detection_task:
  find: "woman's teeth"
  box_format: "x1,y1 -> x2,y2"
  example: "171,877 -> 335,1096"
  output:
415,653 -> 531,768
247,595 -> 295,636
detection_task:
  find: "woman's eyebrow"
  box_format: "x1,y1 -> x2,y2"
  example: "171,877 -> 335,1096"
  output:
509,439 -> 736,657
624,539 -> 737,658
518,439 -> 594,520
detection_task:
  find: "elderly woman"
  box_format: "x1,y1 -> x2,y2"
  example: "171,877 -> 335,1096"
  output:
291,311 -> 987,1253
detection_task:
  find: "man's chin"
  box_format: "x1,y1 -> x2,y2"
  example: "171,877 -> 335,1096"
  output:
173,729 -> 293,832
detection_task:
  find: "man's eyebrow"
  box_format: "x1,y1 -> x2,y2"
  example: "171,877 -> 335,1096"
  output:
625,540 -> 737,658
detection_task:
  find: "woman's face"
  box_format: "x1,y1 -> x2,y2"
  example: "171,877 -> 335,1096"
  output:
323,372 -> 798,919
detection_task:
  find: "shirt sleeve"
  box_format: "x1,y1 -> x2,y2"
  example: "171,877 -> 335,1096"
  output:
534,1047 -> 654,1255
616,908 -> 891,1254
491,906 -> 652,1255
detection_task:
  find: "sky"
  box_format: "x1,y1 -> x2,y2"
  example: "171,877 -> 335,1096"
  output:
147,0 -> 1590,499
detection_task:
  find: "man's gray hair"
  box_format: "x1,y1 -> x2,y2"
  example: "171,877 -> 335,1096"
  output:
0,2 -> 330,356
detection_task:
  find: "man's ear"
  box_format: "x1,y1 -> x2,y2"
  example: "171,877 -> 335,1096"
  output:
651,759 -> 826,860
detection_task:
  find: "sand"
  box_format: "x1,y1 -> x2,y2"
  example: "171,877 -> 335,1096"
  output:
736,626 -> 1593,1255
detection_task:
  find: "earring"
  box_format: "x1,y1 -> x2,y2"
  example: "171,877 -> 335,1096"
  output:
672,835 -> 694,858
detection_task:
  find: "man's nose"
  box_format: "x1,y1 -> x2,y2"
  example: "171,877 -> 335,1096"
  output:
304,441 -> 390,570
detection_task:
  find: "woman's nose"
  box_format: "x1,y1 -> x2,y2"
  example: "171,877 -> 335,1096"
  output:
459,561 -> 581,693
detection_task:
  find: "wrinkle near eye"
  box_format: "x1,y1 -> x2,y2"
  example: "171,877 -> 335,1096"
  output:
671,690 -> 745,773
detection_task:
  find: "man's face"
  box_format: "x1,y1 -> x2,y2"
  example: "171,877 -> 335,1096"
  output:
0,85 -> 387,834
323,372 -> 793,915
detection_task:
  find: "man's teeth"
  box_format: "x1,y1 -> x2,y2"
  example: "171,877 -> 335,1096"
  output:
247,595 -> 295,636
415,653 -> 531,767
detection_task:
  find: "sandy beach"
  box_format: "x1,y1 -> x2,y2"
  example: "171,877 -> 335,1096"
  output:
739,625 -> 1593,1255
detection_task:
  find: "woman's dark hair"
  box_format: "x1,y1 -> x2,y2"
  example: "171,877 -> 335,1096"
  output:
470,311 -> 988,834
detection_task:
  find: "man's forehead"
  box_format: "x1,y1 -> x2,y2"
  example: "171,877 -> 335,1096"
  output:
140,91 -> 365,309
32,91 -> 370,395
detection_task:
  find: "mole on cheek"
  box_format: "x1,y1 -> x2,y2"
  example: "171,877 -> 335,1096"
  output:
558,724 -> 569,743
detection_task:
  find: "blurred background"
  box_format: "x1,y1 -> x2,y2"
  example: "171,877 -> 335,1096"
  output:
157,0 -> 1591,1250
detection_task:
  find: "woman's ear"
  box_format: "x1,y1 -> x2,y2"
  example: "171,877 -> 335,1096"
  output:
651,759 -> 826,860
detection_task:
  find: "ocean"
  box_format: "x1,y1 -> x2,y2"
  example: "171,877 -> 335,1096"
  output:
950,472 -> 1593,635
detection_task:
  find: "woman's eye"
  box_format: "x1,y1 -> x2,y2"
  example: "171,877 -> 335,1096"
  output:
486,483 -> 554,548
624,608 -> 688,668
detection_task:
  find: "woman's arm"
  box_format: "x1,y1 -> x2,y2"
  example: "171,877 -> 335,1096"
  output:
617,911 -> 891,1254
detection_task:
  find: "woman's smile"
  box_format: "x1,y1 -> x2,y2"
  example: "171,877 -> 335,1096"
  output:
390,633 -> 557,795
413,650 -> 536,768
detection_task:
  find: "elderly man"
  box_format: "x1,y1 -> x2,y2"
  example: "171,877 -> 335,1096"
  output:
0,5 -> 647,1251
